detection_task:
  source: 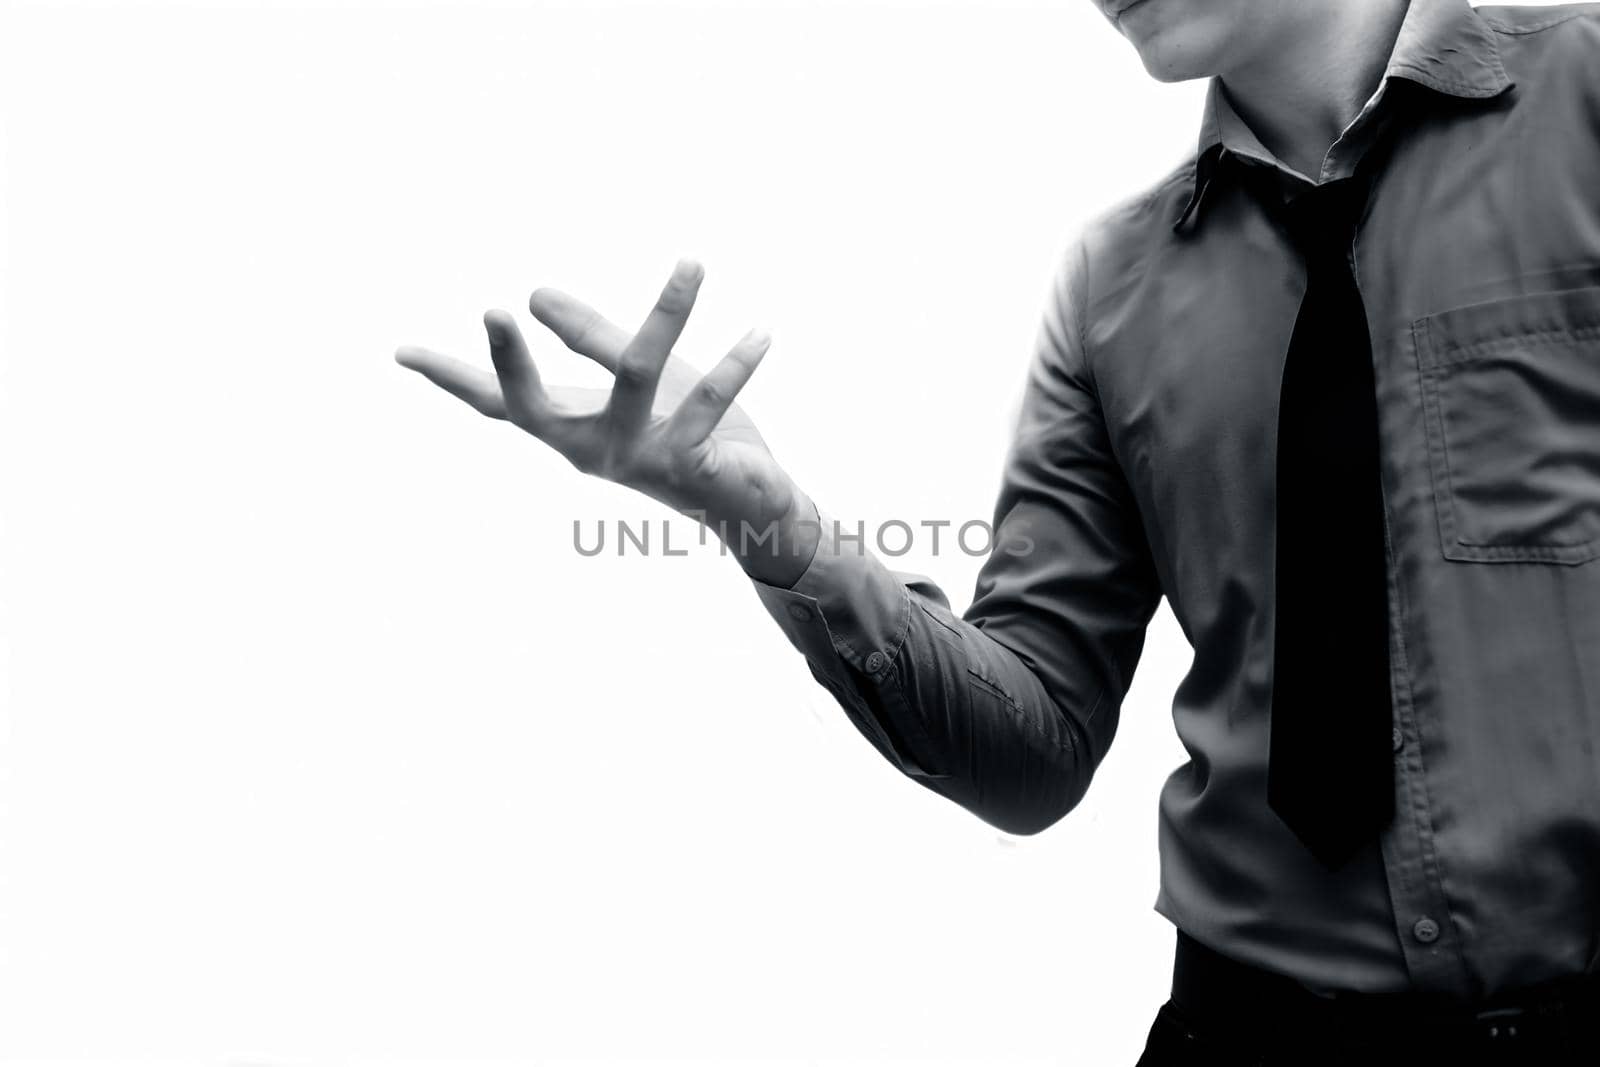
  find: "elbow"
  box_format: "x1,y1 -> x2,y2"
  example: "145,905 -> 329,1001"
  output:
968,709 -> 1096,836
908,758 -> 1084,836
957,747 -> 1093,838
886,655 -> 1103,838
985,810 -> 1061,838
976,787 -> 1084,837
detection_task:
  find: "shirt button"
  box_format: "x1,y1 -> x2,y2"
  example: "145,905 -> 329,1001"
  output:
864,651 -> 886,673
786,603 -> 812,623
1412,917 -> 1441,944
1392,727 -> 1405,753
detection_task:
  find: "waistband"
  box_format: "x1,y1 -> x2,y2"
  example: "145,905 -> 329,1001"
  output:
1170,931 -> 1600,1058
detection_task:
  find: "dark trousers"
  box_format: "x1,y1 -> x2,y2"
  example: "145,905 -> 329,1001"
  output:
1135,933 -> 1600,1067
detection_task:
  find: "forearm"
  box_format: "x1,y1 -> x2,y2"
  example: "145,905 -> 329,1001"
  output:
753,513 -> 1097,836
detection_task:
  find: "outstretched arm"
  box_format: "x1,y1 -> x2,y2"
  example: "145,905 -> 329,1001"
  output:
397,248 -> 1162,835
748,241 -> 1164,834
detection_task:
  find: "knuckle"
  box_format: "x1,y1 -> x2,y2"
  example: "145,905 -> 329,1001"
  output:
613,359 -> 655,388
655,282 -> 694,316
694,378 -> 730,409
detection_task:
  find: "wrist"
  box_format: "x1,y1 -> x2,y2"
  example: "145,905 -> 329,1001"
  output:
732,485 -> 821,588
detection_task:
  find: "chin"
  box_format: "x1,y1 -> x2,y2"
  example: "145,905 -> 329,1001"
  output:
1119,14 -> 1230,84
1136,48 -> 1215,83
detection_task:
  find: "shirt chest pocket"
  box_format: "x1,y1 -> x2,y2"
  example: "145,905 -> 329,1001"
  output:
1413,285 -> 1600,565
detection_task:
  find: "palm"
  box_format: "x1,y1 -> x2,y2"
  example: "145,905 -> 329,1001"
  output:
539,352 -> 764,447
533,373 -> 780,520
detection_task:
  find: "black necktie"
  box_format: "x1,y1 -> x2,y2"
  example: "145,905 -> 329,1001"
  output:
1264,171 -> 1396,870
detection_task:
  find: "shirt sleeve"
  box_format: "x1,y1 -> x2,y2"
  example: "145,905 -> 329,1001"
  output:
751,239 -> 1165,835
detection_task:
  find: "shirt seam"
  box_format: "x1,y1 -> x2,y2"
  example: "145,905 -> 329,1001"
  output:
1480,8 -> 1596,36
1075,238 -> 1098,401
1426,323 -> 1600,363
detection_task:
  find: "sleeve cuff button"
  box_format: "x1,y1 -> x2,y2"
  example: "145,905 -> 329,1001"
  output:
786,603 -> 813,623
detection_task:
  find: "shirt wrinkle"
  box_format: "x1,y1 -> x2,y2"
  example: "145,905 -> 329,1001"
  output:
751,0 -> 1600,994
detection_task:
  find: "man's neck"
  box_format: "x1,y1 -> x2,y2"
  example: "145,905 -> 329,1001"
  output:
1218,0 -> 1411,180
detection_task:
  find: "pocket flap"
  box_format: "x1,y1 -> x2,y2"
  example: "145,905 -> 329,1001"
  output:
1418,286 -> 1600,371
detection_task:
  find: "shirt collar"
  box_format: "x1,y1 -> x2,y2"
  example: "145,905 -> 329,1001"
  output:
1173,0 -> 1514,233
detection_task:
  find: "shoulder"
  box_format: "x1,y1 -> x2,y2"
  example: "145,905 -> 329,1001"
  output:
1052,152 -> 1197,317
1080,153 -> 1196,268
1028,153 -> 1196,392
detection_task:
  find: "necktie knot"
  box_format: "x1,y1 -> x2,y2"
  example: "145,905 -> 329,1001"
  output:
1282,178 -> 1369,261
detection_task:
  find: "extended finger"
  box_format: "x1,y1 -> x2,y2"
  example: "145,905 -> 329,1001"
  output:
608,259 -> 703,433
667,328 -> 772,444
527,288 -> 631,373
395,345 -> 507,420
484,309 -> 549,427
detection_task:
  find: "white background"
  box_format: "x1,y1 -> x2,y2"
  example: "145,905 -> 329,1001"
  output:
0,1 -> 1560,1064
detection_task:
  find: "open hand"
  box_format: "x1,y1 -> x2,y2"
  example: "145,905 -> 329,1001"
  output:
396,259 -> 818,585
